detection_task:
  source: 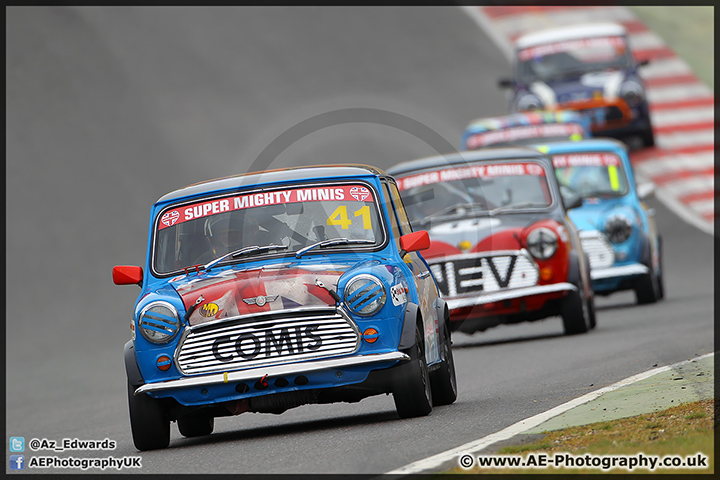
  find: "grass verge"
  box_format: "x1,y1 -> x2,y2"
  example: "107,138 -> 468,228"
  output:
452,399 -> 714,474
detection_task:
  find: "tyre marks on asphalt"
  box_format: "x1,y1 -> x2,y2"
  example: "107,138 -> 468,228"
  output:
462,5 -> 715,235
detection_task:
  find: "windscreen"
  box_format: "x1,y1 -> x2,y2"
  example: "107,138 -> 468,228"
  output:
517,36 -> 633,83
153,183 -> 384,274
552,152 -> 629,199
395,161 -> 553,227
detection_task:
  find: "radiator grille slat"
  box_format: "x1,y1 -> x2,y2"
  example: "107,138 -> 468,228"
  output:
176,309 -> 360,375
427,251 -> 539,298
580,233 -> 615,269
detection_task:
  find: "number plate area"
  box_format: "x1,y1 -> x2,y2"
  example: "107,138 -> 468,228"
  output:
176,308 -> 360,375
428,251 -> 539,298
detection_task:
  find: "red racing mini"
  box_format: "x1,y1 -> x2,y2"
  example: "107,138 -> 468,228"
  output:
387,148 -> 595,336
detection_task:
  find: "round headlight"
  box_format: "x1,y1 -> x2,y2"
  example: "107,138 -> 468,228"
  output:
526,227 -> 558,260
138,301 -> 181,344
604,214 -> 633,244
516,93 -> 543,111
344,275 -> 386,316
620,80 -> 645,106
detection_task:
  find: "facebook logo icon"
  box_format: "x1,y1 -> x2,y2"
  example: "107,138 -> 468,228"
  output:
10,455 -> 25,470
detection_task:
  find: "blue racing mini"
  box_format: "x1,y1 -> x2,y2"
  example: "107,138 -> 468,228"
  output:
535,139 -> 664,304
113,165 -> 456,450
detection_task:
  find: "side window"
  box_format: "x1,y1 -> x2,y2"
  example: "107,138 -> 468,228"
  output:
388,182 -> 414,235
381,182 -> 403,251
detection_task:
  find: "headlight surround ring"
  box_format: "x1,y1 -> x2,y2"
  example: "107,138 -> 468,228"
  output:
526,227 -> 558,260
344,274 -> 387,316
604,213 -> 634,244
516,93 -> 543,111
138,301 -> 181,344
619,79 -> 645,107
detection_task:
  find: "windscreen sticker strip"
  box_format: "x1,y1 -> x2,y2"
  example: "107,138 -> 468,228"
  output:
158,185 -> 374,230
396,162 -> 546,191
551,153 -> 621,168
518,36 -> 626,61
465,123 -> 585,149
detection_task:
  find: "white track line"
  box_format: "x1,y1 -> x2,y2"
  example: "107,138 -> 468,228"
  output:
385,352 -> 715,475
459,6 -> 513,60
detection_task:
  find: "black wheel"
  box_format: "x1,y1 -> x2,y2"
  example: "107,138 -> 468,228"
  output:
656,237 -> 665,300
430,319 -> 457,406
127,382 -> 170,451
640,127 -> 655,148
393,322 -> 433,418
561,282 -> 592,335
177,415 -> 214,438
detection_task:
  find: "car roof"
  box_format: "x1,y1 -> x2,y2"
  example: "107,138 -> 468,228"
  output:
533,137 -> 628,155
157,164 -> 387,204
386,148 -> 551,176
515,23 -> 627,50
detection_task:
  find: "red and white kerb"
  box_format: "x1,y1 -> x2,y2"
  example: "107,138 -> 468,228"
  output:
158,184 -> 374,231
396,162 -> 546,191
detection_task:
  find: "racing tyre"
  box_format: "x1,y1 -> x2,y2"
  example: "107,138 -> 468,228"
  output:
640,127 -> 655,148
561,282 -> 592,335
634,263 -> 661,304
127,382 -> 170,451
393,322 -> 433,418
177,415 -> 214,438
656,237 -> 665,300
430,320 -> 457,406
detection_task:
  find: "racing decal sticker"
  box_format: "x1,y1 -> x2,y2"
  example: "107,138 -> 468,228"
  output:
397,162 -> 547,191
349,186 -> 371,202
390,284 -> 407,306
161,210 -> 180,227
518,36 -> 626,61
552,153 -> 621,168
465,123 -> 585,149
157,184 -> 375,230
199,302 -> 219,318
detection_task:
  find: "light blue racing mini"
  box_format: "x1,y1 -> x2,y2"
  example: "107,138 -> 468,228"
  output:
535,139 -> 664,304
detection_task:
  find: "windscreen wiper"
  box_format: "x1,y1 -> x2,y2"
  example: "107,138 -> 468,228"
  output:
488,202 -> 546,216
204,244 -> 288,271
295,238 -> 374,258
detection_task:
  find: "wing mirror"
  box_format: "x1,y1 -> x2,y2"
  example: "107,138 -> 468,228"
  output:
636,182 -> 656,200
399,230 -> 430,258
498,78 -> 513,89
564,196 -> 584,210
113,265 -> 143,286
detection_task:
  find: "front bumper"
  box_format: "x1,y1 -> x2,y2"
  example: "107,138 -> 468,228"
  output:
134,351 -> 409,395
590,262 -> 649,281
445,282 -> 576,311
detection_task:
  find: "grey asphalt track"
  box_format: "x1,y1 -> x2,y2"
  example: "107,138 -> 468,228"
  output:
5,6 -> 713,475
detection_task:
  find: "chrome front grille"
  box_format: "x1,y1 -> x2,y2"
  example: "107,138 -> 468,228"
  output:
427,250 -> 539,298
176,308 -> 360,375
579,231 -> 615,269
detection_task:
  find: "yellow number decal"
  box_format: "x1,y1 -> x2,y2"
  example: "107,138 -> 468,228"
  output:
608,165 -> 620,191
328,205 -> 352,230
354,206 -> 372,230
